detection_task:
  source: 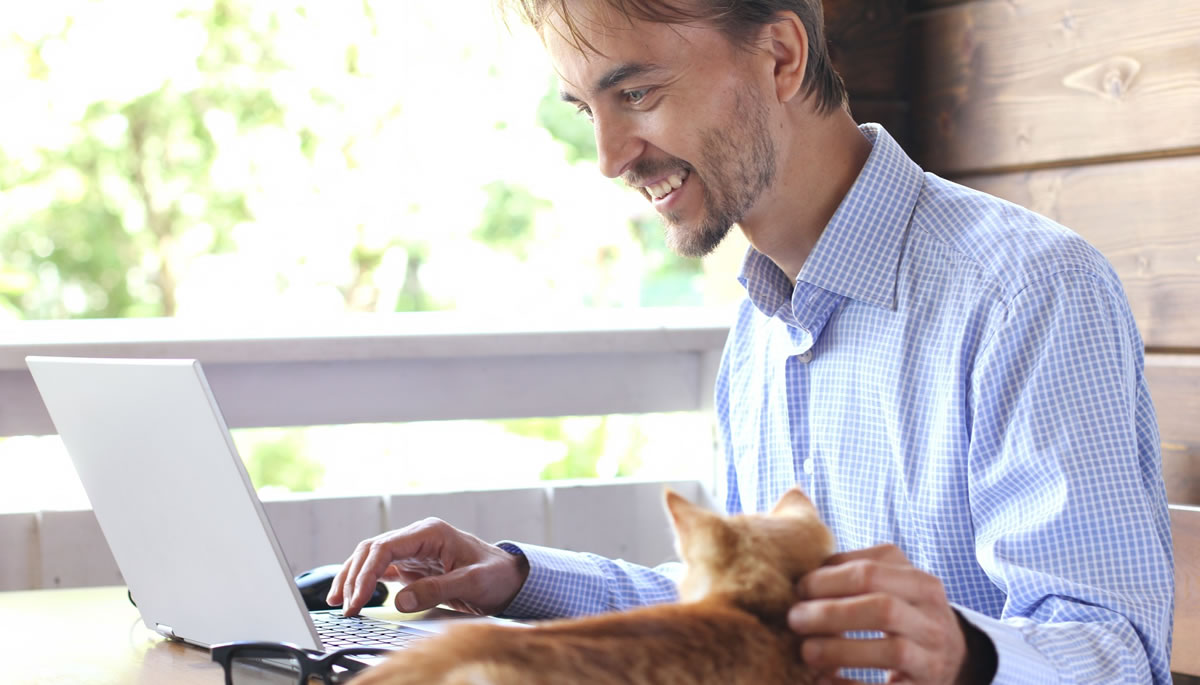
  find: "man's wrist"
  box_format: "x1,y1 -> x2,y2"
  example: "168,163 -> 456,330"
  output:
954,610 -> 998,684
505,544 -> 530,581
495,542 -> 530,610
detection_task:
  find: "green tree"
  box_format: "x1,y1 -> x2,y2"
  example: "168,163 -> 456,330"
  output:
0,1 -> 284,318
243,432 -> 324,492
536,77 -> 597,164
473,181 -> 550,259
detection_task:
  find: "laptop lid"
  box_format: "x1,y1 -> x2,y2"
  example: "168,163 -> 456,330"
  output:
25,356 -> 322,649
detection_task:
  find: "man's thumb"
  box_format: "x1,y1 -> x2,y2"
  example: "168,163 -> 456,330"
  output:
394,570 -> 467,613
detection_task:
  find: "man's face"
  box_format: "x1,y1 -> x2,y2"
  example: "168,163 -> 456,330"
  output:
544,8 -> 779,257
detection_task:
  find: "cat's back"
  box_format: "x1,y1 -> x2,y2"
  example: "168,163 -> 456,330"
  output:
352,600 -> 814,685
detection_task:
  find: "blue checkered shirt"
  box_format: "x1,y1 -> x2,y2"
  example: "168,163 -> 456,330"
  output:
502,124 -> 1173,684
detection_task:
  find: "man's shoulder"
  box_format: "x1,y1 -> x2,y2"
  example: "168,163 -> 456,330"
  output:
909,173 -> 1118,301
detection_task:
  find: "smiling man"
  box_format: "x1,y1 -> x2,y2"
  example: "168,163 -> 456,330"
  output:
329,2 -> 1173,683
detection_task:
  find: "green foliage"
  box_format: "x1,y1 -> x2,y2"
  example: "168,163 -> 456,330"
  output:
393,242 -> 437,313
628,215 -> 705,307
496,416 -> 643,481
243,432 -> 324,492
0,2 -> 723,497
536,77 -> 597,164
473,181 -> 550,258
0,3 -> 279,318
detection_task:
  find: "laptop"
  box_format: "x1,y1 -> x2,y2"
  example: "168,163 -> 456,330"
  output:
24,355 -> 474,657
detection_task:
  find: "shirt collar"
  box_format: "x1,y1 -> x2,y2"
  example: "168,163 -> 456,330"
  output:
738,124 -> 924,318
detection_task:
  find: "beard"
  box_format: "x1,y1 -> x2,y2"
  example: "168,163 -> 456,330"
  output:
628,84 -> 778,258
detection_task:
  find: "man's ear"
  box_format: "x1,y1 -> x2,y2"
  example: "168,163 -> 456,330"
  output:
763,11 -> 809,104
770,486 -> 817,517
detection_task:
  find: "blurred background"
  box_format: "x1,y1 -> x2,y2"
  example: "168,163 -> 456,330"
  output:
0,0 -> 751,512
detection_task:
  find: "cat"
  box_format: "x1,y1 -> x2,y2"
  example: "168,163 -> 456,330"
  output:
350,486 -> 835,685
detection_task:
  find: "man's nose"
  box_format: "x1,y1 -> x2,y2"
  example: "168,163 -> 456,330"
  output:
593,113 -> 642,179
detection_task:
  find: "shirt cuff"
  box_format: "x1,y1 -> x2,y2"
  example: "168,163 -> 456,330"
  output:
494,541 -> 608,619
954,604 -> 1060,684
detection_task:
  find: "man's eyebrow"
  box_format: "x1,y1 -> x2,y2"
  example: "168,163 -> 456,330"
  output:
559,62 -> 662,103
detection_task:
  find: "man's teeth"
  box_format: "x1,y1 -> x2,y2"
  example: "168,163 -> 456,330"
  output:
645,171 -> 688,200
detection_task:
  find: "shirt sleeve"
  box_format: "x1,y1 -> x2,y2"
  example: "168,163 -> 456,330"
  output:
966,269 -> 1174,684
494,541 -> 682,619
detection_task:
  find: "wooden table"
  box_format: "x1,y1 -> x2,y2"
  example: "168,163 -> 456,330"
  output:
0,585 -> 431,684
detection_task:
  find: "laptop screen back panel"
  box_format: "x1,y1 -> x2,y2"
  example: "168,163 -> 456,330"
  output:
26,356 -> 321,649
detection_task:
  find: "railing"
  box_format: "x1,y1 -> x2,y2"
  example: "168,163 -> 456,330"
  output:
0,308 -> 732,591
0,308 -> 731,436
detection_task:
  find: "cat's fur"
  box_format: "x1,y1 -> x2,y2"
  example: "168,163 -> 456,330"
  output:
351,487 -> 835,685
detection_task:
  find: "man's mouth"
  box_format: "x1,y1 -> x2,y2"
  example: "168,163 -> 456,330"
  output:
643,170 -> 690,201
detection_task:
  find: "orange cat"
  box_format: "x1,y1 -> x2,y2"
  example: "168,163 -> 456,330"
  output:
351,487 -> 835,685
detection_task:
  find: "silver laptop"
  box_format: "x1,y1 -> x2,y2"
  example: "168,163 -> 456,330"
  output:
24,355 -> 454,655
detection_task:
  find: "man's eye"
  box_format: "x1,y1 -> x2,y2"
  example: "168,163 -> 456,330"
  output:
575,104 -> 594,121
624,89 -> 649,105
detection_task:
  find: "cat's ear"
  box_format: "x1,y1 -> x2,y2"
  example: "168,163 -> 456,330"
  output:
664,488 -> 712,535
771,487 -> 816,517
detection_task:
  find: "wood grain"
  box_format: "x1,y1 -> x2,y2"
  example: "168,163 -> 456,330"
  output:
1171,505 -> 1200,676
910,0 -> 1200,173
957,155 -> 1200,350
850,99 -> 911,151
911,0 -> 969,9
0,585 -> 451,684
824,0 -> 908,99
1147,355 -> 1200,506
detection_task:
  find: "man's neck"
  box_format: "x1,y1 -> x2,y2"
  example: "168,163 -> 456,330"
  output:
739,111 -> 873,285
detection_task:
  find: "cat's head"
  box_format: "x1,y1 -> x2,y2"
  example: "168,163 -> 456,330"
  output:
665,487 -> 834,618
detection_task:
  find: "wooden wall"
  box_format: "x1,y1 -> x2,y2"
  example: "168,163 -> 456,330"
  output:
897,0 -> 1200,505
825,0 -> 910,147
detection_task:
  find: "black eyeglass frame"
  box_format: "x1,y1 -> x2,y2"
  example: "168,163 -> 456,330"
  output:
210,641 -> 391,685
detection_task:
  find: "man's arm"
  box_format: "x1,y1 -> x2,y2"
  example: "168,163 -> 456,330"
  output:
496,542 -> 682,618
962,269 -> 1173,683
788,269 -> 1173,684
327,517 -> 682,619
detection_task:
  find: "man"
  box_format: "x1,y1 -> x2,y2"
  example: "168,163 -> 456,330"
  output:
328,1 -> 1174,683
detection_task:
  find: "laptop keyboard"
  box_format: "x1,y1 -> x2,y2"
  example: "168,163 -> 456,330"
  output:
312,611 -> 433,650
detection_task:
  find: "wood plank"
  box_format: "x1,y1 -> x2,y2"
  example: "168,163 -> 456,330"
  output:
850,99 -> 911,152
910,0 -> 1200,173
957,155 -> 1200,349
910,0 -> 969,9
0,513 -> 37,591
36,509 -> 123,589
388,487 -> 550,548
549,480 -> 708,567
824,0 -> 908,99
260,495 -> 384,575
1171,505 -> 1200,676
1146,355 -> 1200,507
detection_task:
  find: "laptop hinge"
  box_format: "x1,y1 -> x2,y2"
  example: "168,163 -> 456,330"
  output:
155,623 -> 180,640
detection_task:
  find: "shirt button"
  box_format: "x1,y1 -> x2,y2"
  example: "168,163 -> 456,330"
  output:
803,458 -> 814,475
795,349 -> 813,363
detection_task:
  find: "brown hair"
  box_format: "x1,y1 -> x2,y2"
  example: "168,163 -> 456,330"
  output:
499,0 -> 847,115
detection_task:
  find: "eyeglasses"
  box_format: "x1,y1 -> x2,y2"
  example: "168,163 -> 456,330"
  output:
210,641 -> 391,684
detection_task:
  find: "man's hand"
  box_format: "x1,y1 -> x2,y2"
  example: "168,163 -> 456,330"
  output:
787,544 -> 987,685
326,517 -> 529,617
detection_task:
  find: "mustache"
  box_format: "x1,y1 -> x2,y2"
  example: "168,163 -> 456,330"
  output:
623,159 -> 693,189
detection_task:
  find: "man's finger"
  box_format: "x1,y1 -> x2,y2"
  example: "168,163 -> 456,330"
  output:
821,543 -> 907,568
788,593 -> 939,639
325,556 -> 351,606
334,542 -> 374,613
398,564 -> 494,613
799,558 -> 945,607
349,541 -> 402,613
802,635 -> 931,676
